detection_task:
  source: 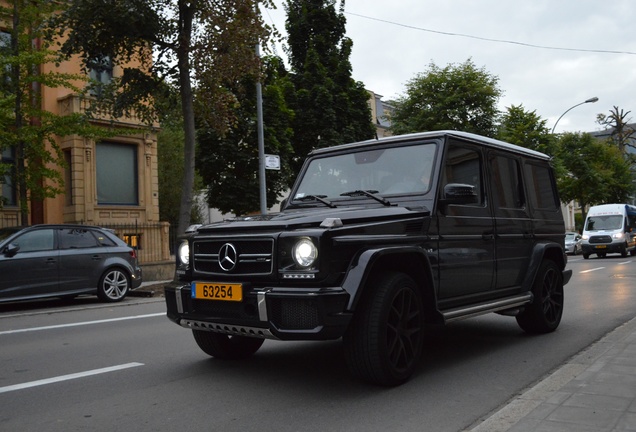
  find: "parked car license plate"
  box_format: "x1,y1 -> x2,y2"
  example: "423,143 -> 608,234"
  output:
594,245 -> 607,249
192,282 -> 243,301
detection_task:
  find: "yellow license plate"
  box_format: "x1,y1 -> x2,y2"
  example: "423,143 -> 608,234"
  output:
192,282 -> 243,301
594,245 -> 607,249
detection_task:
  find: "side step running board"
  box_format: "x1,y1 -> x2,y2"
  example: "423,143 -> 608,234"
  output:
441,293 -> 533,323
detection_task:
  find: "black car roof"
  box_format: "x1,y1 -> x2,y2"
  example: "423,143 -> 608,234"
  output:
308,130 -> 551,160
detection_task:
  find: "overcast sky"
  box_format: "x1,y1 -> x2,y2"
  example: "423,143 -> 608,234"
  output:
262,0 -> 636,134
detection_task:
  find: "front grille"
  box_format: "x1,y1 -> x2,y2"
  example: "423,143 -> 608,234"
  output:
270,298 -> 320,330
193,238 -> 274,275
590,235 -> 612,244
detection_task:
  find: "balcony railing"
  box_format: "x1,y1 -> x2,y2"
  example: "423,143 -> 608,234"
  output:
57,94 -> 157,129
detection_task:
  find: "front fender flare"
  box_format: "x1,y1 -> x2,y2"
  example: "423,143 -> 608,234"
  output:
340,246 -> 435,311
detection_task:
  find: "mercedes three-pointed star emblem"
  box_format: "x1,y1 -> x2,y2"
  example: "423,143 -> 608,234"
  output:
218,243 -> 238,272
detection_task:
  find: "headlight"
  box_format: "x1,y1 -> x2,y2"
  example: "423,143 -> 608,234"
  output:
292,238 -> 318,268
178,241 -> 190,266
582,235 -> 589,240
613,233 -> 624,240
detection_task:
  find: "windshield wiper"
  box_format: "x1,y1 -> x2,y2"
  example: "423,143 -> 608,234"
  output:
340,190 -> 393,206
295,194 -> 337,208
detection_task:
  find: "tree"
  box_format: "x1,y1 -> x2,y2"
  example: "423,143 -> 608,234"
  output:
52,0 -> 273,235
390,59 -> 502,137
597,106 -> 636,155
196,56 -> 295,215
285,0 -> 374,175
497,104 -> 554,154
556,132 -> 634,220
596,106 -> 636,169
0,0 -> 113,221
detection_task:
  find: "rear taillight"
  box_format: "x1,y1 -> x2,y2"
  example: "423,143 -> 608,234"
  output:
129,249 -> 137,259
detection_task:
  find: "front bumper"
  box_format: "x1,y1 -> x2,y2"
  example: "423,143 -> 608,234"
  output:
164,282 -> 351,341
582,242 -> 625,255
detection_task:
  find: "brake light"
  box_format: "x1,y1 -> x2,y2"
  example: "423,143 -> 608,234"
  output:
129,249 -> 137,259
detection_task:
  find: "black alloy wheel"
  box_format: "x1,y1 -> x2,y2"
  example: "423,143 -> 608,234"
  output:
516,260 -> 564,334
344,272 -> 425,386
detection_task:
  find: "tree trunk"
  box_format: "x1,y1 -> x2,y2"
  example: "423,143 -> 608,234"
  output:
176,1 -> 196,237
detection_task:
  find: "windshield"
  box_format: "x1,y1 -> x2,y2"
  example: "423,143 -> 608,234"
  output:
294,143 -> 437,201
585,215 -> 623,231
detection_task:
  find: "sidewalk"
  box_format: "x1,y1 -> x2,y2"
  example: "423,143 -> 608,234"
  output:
467,316 -> 636,432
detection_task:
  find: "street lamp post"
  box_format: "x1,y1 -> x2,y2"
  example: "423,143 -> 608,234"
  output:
551,97 -> 599,134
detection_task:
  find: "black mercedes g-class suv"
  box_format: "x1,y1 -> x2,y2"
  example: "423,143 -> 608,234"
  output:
165,130 -> 572,386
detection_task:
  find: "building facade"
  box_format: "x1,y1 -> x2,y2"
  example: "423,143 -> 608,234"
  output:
0,21 -> 171,277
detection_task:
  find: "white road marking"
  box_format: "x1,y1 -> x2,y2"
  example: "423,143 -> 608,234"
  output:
617,260 -> 632,265
0,362 -> 144,394
0,312 -> 165,336
580,267 -> 605,273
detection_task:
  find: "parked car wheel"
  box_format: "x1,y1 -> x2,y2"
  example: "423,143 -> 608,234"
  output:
516,260 -> 563,334
97,268 -> 130,302
192,330 -> 264,360
583,253 -> 590,259
343,272 -> 425,386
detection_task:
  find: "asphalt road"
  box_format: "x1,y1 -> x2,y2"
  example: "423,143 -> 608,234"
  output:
1,254 -> 635,432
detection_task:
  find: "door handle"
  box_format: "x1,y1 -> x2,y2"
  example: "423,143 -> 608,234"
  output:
482,233 -> 494,241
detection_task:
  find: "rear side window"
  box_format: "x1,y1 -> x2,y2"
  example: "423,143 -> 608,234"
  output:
59,228 -> 101,249
525,163 -> 558,210
491,155 -> 525,209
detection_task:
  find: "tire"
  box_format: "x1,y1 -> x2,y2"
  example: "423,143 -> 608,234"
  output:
621,245 -> 628,258
630,249 -> 636,256
97,268 -> 130,302
343,272 -> 425,386
516,260 -> 564,334
583,253 -> 589,259
192,330 -> 264,360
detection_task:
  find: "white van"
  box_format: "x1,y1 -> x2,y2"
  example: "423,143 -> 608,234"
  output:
581,203 -> 636,259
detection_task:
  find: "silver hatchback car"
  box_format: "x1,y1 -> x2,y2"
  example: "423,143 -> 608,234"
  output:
0,224 -> 142,303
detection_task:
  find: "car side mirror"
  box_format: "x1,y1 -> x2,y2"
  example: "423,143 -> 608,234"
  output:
3,243 -> 20,257
439,183 -> 478,207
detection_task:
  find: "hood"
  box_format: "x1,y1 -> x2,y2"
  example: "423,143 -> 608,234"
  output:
196,205 -> 431,233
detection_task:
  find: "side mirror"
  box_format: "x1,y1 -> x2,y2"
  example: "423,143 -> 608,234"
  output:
3,243 -> 20,257
439,183 -> 478,206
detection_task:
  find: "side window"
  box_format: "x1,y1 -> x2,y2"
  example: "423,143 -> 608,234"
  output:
59,228 -> 101,249
628,213 -> 636,231
525,163 -> 558,210
442,142 -> 483,206
13,229 -> 55,253
491,154 -> 525,209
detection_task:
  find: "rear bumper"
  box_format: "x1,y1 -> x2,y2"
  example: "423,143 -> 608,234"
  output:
164,282 -> 351,341
131,267 -> 143,288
